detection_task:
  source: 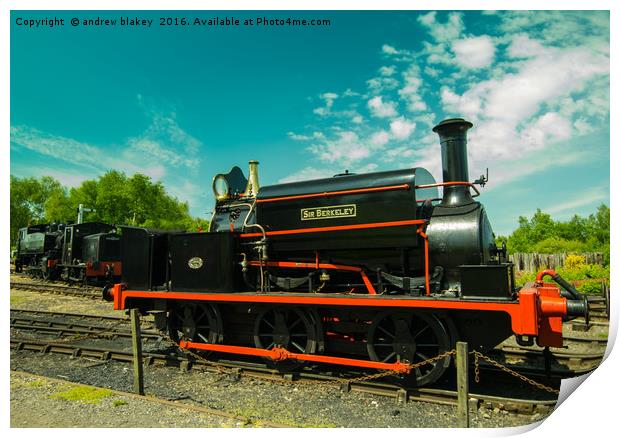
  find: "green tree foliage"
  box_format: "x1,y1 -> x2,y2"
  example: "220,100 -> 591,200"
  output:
10,175 -> 67,242
497,204 -> 610,265
10,172 -> 209,243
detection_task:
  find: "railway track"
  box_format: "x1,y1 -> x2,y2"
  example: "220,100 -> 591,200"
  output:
10,281 -> 101,299
11,308 -> 606,377
10,337 -> 558,416
11,313 -> 605,414
10,309 -> 161,341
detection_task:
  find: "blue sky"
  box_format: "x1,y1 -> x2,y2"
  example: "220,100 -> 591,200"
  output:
10,10 -> 609,235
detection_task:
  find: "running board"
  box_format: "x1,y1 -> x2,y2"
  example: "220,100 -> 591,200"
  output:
178,341 -> 412,374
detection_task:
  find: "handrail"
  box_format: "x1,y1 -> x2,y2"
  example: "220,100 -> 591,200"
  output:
415,181 -> 480,198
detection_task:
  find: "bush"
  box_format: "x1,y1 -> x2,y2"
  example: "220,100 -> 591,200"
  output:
514,264 -> 609,295
564,254 -> 586,270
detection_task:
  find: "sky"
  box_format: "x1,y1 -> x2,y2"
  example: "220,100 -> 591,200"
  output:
10,10 -> 610,235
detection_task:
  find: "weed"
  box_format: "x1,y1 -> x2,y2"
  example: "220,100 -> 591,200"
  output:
51,386 -> 113,404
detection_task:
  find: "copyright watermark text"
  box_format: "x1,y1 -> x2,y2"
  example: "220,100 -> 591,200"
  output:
14,15 -> 332,29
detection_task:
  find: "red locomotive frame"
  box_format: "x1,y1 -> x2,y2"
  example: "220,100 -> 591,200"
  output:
108,277 -> 567,374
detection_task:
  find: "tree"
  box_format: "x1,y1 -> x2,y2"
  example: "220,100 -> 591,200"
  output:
10,172 -> 210,243
10,175 -> 66,243
497,204 -> 610,265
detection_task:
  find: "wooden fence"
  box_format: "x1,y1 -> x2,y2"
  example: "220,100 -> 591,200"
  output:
508,252 -> 605,272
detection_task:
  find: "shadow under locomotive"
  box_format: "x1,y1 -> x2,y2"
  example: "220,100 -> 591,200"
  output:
105,118 -> 589,387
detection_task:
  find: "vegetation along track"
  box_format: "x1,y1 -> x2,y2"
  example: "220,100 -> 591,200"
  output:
10,308 -> 607,415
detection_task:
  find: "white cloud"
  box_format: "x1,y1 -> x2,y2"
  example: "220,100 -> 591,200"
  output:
367,76 -> 400,93
126,138 -> 199,168
308,131 -> 370,164
288,131 -> 325,141
367,96 -> 398,118
382,146 -> 416,163
289,11 -> 609,195
11,108 -> 205,187
417,11 -> 464,43
379,66 -> 396,76
390,117 -> 416,140
382,44 -> 399,55
441,47 -> 609,125
452,36 -> 496,69
343,88 -> 360,97
140,113 -> 203,157
398,66 -> 428,112
11,126 -> 137,175
519,112 -> 572,150
312,92 -> 339,116
370,130 -> 390,146
507,34 -> 547,59
321,92 -> 338,106
288,132 -> 311,141
423,41 -> 453,65
497,11 -> 609,52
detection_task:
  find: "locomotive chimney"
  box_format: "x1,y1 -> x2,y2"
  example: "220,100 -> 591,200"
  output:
245,160 -> 260,197
432,118 -> 474,206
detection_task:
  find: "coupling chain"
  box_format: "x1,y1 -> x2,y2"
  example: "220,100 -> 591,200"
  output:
472,350 -> 560,395
164,332 -> 458,387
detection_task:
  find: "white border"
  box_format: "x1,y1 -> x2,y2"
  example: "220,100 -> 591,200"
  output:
2,1 -> 616,436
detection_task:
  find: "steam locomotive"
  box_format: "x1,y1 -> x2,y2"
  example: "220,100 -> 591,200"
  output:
14,221 -> 121,284
106,118 -> 588,386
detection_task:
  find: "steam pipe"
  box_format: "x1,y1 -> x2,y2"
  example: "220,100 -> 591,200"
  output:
536,269 -> 583,301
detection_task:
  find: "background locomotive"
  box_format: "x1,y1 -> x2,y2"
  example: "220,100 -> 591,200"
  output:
106,118 -> 588,386
14,221 -> 121,284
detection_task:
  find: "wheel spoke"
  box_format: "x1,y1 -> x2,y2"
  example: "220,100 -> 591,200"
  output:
289,317 -> 302,331
382,351 -> 396,363
413,324 -> 430,339
378,325 -> 395,338
291,341 -> 305,353
415,351 -> 430,361
416,343 -> 439,348
196,308 -> 208,323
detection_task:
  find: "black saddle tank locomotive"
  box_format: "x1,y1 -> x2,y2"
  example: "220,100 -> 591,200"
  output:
107,118 -> 587,386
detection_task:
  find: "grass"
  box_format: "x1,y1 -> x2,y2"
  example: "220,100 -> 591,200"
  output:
51,386 -> 113,405
112,399 -> 128,407
10,295 -> 27,305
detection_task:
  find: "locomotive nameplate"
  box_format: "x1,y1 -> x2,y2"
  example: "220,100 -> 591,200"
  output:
301,204 -> 357,221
